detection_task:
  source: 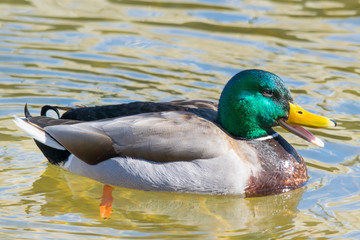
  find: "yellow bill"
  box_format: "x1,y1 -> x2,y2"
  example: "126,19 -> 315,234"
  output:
279,102 -> 336,147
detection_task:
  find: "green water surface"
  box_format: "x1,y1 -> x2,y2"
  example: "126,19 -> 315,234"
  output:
0,0 -> 359,239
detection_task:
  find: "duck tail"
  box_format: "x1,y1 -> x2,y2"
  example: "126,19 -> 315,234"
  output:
14,105 -> 71,165
13,116 -> 65,151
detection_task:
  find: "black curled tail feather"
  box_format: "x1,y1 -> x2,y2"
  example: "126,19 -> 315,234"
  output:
24,104 -> 32,118
41,105 -> 60,118
25,104 -> 61,119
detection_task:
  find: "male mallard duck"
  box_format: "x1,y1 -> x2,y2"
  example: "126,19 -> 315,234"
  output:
14,69 -> 336,197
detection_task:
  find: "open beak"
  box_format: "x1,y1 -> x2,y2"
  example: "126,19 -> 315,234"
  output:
279,102 -> 336,147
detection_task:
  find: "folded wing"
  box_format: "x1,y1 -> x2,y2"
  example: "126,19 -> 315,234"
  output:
43,111 -> 232,165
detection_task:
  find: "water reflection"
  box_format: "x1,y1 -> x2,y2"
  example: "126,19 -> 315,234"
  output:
26,165 -> 305,236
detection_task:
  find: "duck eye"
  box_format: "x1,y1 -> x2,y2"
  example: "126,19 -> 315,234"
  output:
261,89 -> 273,97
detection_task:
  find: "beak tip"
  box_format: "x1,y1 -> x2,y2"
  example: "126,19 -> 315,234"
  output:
331,119 -> 337,127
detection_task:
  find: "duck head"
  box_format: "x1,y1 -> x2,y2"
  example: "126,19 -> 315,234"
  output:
217,69 -> 336,147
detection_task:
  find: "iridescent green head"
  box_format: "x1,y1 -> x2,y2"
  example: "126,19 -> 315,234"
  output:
217,69 -> 293,139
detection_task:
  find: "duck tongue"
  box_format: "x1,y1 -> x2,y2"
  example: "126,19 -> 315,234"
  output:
279,119 -> 324,147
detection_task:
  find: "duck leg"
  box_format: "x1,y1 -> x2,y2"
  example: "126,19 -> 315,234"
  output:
99,185 -> 114,219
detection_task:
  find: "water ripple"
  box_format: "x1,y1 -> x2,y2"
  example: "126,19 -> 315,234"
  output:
0,0 -> 359,239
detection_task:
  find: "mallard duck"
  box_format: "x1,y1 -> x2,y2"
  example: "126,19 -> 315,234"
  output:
14,69 -> 336,197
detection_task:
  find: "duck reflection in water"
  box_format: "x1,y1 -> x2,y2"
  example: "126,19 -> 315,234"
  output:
26,165 -> 306,229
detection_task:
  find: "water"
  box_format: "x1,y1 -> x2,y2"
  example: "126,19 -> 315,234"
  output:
1,0 -> 359,239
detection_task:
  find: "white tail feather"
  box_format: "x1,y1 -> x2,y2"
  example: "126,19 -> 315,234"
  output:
13,116 -> 66,150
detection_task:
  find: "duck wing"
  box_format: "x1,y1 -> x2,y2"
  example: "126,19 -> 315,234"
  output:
35,110 -> 232,165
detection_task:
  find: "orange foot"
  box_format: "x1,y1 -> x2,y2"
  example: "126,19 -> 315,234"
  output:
99,185 -> 114,219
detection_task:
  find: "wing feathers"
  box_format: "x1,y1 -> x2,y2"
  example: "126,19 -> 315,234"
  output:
18,103 -> 231,165
99,111 -> 232,162
45,111 -> 232,164
45,125 -> 117,165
